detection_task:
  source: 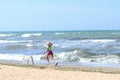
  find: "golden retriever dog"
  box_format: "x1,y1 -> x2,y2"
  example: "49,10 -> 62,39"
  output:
22,56 -> 34,65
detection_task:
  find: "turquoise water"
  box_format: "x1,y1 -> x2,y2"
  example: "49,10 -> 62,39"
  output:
0,30 -> 120,67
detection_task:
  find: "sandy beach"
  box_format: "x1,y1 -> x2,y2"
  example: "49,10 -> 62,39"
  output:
0,63 -> 120,80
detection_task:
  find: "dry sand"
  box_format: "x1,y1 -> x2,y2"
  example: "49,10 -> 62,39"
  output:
0,64 -> 120,80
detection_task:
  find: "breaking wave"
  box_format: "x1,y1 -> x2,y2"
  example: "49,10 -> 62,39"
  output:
21,33 -> 42,37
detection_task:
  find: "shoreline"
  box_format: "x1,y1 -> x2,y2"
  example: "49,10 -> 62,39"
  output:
0,60 -> 120,74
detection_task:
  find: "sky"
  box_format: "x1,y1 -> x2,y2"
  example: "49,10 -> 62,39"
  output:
0,0 -> 120,31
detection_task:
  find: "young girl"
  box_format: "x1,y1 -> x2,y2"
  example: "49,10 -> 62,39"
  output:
45,42 -> 58,66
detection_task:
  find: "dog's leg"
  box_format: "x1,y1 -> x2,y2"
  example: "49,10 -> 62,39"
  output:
30,56 -> 34,65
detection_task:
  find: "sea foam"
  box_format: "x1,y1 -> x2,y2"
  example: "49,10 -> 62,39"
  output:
21,33 -> 42,37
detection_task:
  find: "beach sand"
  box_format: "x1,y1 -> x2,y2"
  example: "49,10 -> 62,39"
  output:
0,63 -> 120,80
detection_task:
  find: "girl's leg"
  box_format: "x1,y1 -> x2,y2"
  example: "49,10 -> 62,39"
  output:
47,54 -> 58,66
47,55 -> 50,65
51,54 -> 58,66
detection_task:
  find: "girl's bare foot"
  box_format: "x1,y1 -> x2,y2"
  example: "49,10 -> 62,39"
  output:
55,62 -> 58,66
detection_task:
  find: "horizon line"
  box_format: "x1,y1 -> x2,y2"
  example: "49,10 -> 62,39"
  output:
0,29 -> 119,32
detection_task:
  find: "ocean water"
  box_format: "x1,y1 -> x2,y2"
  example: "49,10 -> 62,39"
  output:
0,30 -> 120,67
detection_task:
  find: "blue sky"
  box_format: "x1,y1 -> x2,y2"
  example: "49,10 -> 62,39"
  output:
0,0 -> 120,31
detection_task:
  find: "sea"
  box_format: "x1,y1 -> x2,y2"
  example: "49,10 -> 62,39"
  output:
0,30 -> 120,67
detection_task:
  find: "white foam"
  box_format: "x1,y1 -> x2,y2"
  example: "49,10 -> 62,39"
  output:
32,55 -> 45,61
89,39 -> 116,43
0,34 -> 15,37
26,44 -> 33,47
55,33 -> 65,35
21,33 -> 42,37
0,40 -> 26,43
21,34 -> 31,37
0,54 -> 23,61
95,55 -> 120,64
57,50 -> 81,62
0,53 -> 45,62
0,52 -> 120,64
79,58 -> 91,63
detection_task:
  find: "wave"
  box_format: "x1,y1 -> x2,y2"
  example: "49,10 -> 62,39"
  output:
0,53 -> 44,62
0,34 -> 15,37
26,44 -> 34,47
0,50 -> 120,64
56,50 -> 81,62
0,40 -> 26,43
54,33 -> 65,35
56,50 -> 120,64
21,33 -> 42,37
76,39 -> 116,46
88,39 -> 116,43
54,39 -> 116,49
0,53 -> 24,61
4,44 -> 38,51
0,40 -> 37,44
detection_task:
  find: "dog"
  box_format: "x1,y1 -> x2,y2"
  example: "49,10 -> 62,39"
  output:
22,56 -> 34,65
